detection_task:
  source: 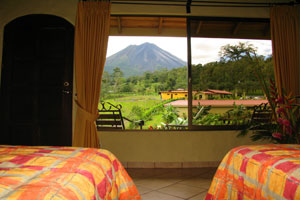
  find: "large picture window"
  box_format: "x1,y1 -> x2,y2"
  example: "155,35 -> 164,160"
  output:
98,16 -> 274,131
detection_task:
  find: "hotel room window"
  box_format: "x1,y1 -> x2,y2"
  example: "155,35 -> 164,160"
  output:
98,16 -> 274,131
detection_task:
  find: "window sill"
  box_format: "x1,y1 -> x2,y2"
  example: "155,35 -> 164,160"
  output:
97,125 -> 247,131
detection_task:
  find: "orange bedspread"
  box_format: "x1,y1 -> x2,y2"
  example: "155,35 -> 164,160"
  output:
0,145 -> 140,200
206,144 -> 300,200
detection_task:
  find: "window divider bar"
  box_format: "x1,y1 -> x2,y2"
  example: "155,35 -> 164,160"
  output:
186,2 -> 193,130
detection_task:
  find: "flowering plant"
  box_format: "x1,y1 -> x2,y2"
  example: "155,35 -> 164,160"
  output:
265,79 -> 300,143
239,70 -> 300,144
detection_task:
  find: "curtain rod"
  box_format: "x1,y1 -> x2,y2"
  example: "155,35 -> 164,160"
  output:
110,13 -> 270,22
111,2 -> 268,7
110,0 -> 299,7
82,0 -> 299,7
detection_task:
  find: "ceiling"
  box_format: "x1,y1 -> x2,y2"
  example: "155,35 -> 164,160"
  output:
109,0 -> 298,38
189,18 -> 270,39
109,16 -> 270,39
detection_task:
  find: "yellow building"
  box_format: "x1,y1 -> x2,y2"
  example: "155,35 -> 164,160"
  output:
160,89 -> 233,100
159,89 -> 198,100
196,89 -> 233,100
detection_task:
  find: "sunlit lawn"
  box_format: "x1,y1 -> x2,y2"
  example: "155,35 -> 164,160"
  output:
145,115 -> 164,129
99,95 -> 164,129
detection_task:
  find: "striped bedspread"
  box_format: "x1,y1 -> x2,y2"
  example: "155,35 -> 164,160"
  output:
0,145 -> 140,200
206,144 -> 300,200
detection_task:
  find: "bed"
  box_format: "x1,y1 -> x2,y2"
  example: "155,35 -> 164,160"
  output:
206,144 -> 300,200
0,145 -> 141,200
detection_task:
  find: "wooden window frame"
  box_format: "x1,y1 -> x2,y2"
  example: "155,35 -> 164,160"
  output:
106,14 -> 271,131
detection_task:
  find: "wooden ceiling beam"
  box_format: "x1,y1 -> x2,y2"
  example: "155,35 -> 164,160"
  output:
117,17 -> 122,33
158,17 -> 163,34
232,22 -> 242,35
196,21 -> 203,34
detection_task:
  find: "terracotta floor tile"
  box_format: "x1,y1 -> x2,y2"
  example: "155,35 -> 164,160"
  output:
158,183 -> 205,199
134,178 -> 180,190
179,177 -> 213,189
141,191 -> 184,200
134,184 -> 153,195
129,168 -> 214,199
188,190 -> 209,200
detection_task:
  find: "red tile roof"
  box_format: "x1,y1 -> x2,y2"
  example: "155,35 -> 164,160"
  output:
166,100 -> 268,107
201,91 -> 214,94
206,89 -> 233,95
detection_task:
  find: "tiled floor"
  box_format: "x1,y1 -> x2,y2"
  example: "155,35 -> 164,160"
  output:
127,167 -> 217,200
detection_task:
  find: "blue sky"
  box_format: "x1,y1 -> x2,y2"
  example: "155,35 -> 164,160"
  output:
106,36 -> 272,65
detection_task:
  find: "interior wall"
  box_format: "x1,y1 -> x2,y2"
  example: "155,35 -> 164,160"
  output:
98,130 -> 267,164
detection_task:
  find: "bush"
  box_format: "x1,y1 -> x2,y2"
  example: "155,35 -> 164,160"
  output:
143,99 -> 176,120
162,105 -> 179,124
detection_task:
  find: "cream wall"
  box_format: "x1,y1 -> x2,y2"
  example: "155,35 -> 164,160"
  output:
99,130 -> 267,165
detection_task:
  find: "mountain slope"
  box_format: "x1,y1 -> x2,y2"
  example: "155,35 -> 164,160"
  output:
104,42 -> 187,77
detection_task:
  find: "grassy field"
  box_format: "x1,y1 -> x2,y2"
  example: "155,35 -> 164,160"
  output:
99,95 -> 165,129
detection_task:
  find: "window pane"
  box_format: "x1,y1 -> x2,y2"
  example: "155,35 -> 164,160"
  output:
99,36 -> 187,130
190,20 -> 274,127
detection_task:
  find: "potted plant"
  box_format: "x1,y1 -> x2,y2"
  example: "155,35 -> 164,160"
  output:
239,71 -> 300,144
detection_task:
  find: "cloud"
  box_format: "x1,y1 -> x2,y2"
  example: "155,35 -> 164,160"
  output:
107,36 -> 272,65
190,38 -> 272,64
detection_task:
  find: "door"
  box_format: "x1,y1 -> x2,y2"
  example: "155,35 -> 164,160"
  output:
0,15 -> 74,146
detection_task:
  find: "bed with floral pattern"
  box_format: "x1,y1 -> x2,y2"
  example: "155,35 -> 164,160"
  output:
206,144 -> 300,200
0,145 -> 140,200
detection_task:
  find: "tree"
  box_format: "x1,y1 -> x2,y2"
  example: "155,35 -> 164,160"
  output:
166,77 -> 176,90
100,71 -> 111,99
219,42 -> 257,62
111,67 -> 124,93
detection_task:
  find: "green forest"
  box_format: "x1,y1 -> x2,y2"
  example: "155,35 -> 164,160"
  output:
100,42 -> 274,99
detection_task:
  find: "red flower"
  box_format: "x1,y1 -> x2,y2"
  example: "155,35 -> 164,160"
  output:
282,119 -> 290,127
269,80 -> 277,91
272,132 -> 282,140
277,118 -> 284,124
276,107 -> 285,115
288,99 -> 295,105
276,97 -> 284,104
148,126 -> 153,130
